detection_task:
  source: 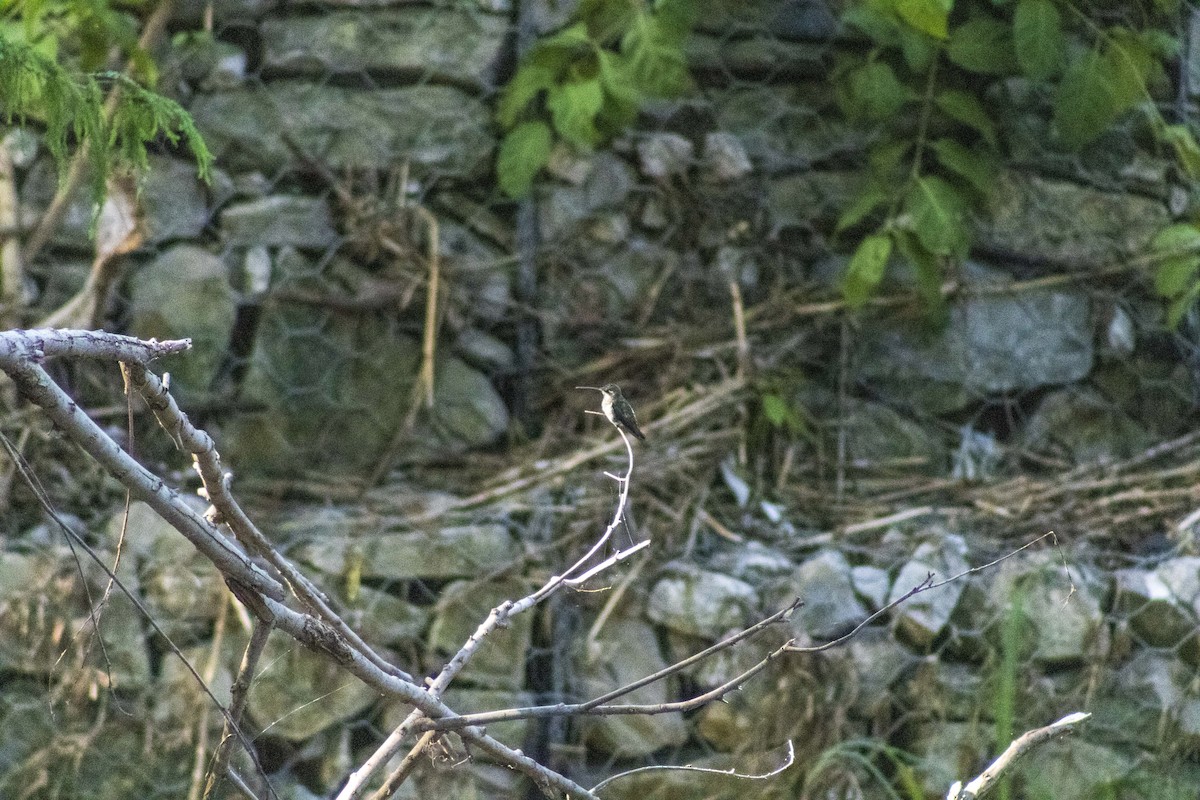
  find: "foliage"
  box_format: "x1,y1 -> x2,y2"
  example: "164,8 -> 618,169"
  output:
495,0 -> 696,197
834,0 -> 1200,313
1149,223 -> 1200,327
0,1 -> 212,206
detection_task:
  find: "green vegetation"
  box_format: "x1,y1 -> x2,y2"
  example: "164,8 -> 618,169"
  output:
0,0 -> 211,206
495,0 -> 696,197
834,0 -> 1200,312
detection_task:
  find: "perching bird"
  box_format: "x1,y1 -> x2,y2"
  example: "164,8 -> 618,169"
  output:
576,384 -> 646,441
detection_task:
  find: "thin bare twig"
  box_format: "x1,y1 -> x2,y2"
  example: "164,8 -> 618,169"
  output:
346,420 -> 644,799
591,739 -> 795,794
204,616 -> 272,800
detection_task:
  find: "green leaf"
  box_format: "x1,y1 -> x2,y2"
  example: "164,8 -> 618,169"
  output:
1167,282 -> 1200,328
1152,223 -> 1200,255
904,176 -> 970,257
1151,224 -> 1200,296
1013,0 -> 1064,80
843,233 -> 894,308
946,16 -> 1018,75
868,138 -> 913,178
836,182 -> 890,234
929,138 -> 998,197
1155,255 -> 1200,297
935,90 -> 999,148
497,56 -> 561,127
842,2 -> 901,46
1052,44 -> 1149,149
762,394 -> 789,427
894,229 -> 946,315
842,61 -> 917,122
496,120 -> 553,198
895,0 -> 952,39
540,21 -> 593,51
897,24 -> 938,71
547,77 -> 604,145
1160,124 -> 1200,179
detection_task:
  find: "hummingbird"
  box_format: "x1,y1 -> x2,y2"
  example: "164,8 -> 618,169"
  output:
576,384 -> 646,441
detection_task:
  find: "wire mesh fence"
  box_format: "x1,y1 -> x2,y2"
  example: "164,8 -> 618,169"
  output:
2,0 -> 1200,798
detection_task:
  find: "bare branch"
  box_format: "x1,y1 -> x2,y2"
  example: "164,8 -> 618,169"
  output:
343,421 -> 643,799
0,329 -> 596,800
124,362 -> 413,685
946,713 -> 1091,800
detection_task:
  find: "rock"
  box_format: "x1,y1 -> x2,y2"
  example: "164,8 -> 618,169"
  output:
889,534 -> 971,651
454,328 -> 515,372
768,170 -> 862,230
1091,357 -> 1195,439
844,629 -> 919,719
701,132 -> 753,182
714,85 -> 865,173
127,245 -> 235,401
899,660 -> 986,722
538,152 -> 636,241
856,275 -> 1093,413
977,172 -> 1168,266
646,565 -> 758,639
987,555 -> 1108,666
707,541 -> 794,583
837,398 -> 947,472
140,156 -> 212,242
636,133 -> 694,179
20,155 -> 209,253
335,584 -> 428,647
701,0 -> 840,40
688,33 -> 826,80
220,195 -> 338,249
221,300 -> 509,475
851,565 -> 891,610
1021,740 -> 1133,800
1112,565 -> 1194,653
406,687 -> 533,750
247,630 -> 378,740
191,83 -> 492,177
1101,651 -> 1192,749
0,548 -> 75,672
912,720 -> 992,798
262,9 -> 507,88
790,550 -> 867,641
427,578 -> 533,691
577,616 -> 689,756
297,525 -> 519,581
1020,387 -> 1154,464
137,527 -> 225,640
173,0 -> 276,24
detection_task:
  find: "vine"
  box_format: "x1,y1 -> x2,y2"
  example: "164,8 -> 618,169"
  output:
494,0 -> 697,198
834,0 -> 1200,312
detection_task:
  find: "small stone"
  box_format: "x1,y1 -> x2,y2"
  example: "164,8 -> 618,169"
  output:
577,616 -> 688,756
646,565 -> 758,639
220,195 -> 338,249
702,132 -> 752,182
791,550 -> 867,641
637,133 -> 694,179
428,579 -> 532,690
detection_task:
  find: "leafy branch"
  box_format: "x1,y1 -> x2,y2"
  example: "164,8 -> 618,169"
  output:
0,18 -> 212,210
834,0 -> 1200,313
495,0 -> 696,197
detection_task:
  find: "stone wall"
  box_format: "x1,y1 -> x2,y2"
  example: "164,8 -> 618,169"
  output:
6,0 -> 1200,798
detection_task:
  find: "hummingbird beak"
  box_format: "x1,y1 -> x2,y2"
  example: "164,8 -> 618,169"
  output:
575,386 -> 603,391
